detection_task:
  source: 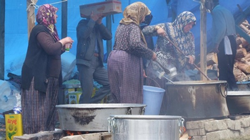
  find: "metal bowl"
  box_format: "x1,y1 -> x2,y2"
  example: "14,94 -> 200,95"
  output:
56,103 -> 146,131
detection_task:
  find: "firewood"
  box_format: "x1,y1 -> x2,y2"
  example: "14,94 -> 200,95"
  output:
233,67 -> 248,81
242,20 -> 250,28
236,48 -> 247,60
243,20 -> 249,24
240,58 -> 250,65
245,45 -> 250,52
240,37 -> 249,47
237,61 -> 250,74
238,44 -> 243,48
246,74 -> 250,81
245,53 -> 250,59
206,52 -> 218,66
236,37 -> 242,46
240,24 -> 250,35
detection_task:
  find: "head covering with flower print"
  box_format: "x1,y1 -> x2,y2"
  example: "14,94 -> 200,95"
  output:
120,2 -> 151,45
36,4 -> 60,41
165,11 -> 196,70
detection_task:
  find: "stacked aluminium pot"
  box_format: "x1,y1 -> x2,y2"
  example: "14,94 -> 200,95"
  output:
56,104 -> 184,140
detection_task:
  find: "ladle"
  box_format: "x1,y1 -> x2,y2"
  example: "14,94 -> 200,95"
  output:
163,35 -> 211,81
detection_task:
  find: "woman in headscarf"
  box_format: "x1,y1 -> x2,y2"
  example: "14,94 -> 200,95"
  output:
21,4 -> 73,134
142,11 -> 196,87
107,2 -> 157,103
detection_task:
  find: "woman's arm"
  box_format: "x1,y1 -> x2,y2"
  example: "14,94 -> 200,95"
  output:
128,25 -> 155,60
142,23 -> 165,36
37,32 -> 73,55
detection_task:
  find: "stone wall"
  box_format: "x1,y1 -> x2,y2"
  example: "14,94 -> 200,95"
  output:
186,115 -> 250,140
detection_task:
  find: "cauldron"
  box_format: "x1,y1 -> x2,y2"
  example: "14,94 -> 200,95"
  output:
162,80 -> 229,119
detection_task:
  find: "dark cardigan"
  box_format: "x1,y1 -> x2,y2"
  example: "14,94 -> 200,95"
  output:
21,24 -> 63,93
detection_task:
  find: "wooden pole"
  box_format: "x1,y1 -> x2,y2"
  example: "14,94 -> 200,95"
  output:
61,0 -> 67,38
200,0 -> 207,81
106,15 -> 112,55
27,0 -> 36,38
105,0 -> 112,56
0,0 -> 5,79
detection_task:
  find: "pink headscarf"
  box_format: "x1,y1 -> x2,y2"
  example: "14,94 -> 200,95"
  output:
36,4 -> 59,41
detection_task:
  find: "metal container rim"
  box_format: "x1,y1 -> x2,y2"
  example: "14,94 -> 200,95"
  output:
109,115 -> 183,120
56,103 -> 147,108
165,80 -> 227,86
227,91 -> 250,96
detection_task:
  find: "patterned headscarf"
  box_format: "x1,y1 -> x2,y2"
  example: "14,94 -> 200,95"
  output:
166,11 -> 196,56
36,4 -> 59,41
120,2 -> 151,25
165,11 -> 196,70
120,2 -> 151,45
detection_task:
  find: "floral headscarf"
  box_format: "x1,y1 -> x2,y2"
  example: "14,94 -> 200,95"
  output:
165,11 -> 196,70
36,4 -> 59,41
166,11 -> 196,55
120,2 -> 151,45
120,2 -> 151,25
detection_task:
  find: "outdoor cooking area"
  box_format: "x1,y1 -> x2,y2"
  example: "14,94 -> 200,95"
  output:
1,0 -> 250,140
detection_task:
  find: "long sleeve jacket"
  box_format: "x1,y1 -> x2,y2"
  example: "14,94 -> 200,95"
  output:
76,19 -> 112,67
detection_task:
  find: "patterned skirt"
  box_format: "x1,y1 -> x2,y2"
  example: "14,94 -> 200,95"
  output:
21,77 -> 59,134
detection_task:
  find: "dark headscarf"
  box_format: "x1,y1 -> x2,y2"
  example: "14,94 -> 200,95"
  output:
36,4 -> 59,41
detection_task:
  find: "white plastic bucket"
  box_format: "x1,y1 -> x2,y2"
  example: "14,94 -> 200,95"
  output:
143,85 -> 165,115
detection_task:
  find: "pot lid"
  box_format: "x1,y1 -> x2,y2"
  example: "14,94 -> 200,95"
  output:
56,103 -> 146,108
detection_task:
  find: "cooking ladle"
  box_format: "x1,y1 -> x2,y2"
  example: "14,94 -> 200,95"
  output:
163,35 -> 211,81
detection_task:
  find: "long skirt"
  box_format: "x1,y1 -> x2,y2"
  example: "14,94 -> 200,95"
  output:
21,77 -> 59,134
108,50 -> 143,103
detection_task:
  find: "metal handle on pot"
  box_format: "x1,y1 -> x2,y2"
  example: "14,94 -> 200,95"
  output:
141,107 -> 146,115
217,83 -> 228,98
179,118 -> 185,136
107,117 -> 116,133
127,107 -> 132,114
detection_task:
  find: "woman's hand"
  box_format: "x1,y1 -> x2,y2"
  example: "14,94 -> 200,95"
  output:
151,52 -> 157,61
143,70 -> 147,78
155,26 -> 166,36
59,37 -> 73,45
187,55 -> 195,64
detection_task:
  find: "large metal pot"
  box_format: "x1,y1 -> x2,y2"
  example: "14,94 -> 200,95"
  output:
163,80 -> 229,119
56,104 -> 146,131
226,91 -> 250,115
108,115 -> 184,140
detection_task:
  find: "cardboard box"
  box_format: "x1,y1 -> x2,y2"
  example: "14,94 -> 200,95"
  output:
5,114 -> 23,140
80,0 -> 122,17
68,92 -> 82,104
